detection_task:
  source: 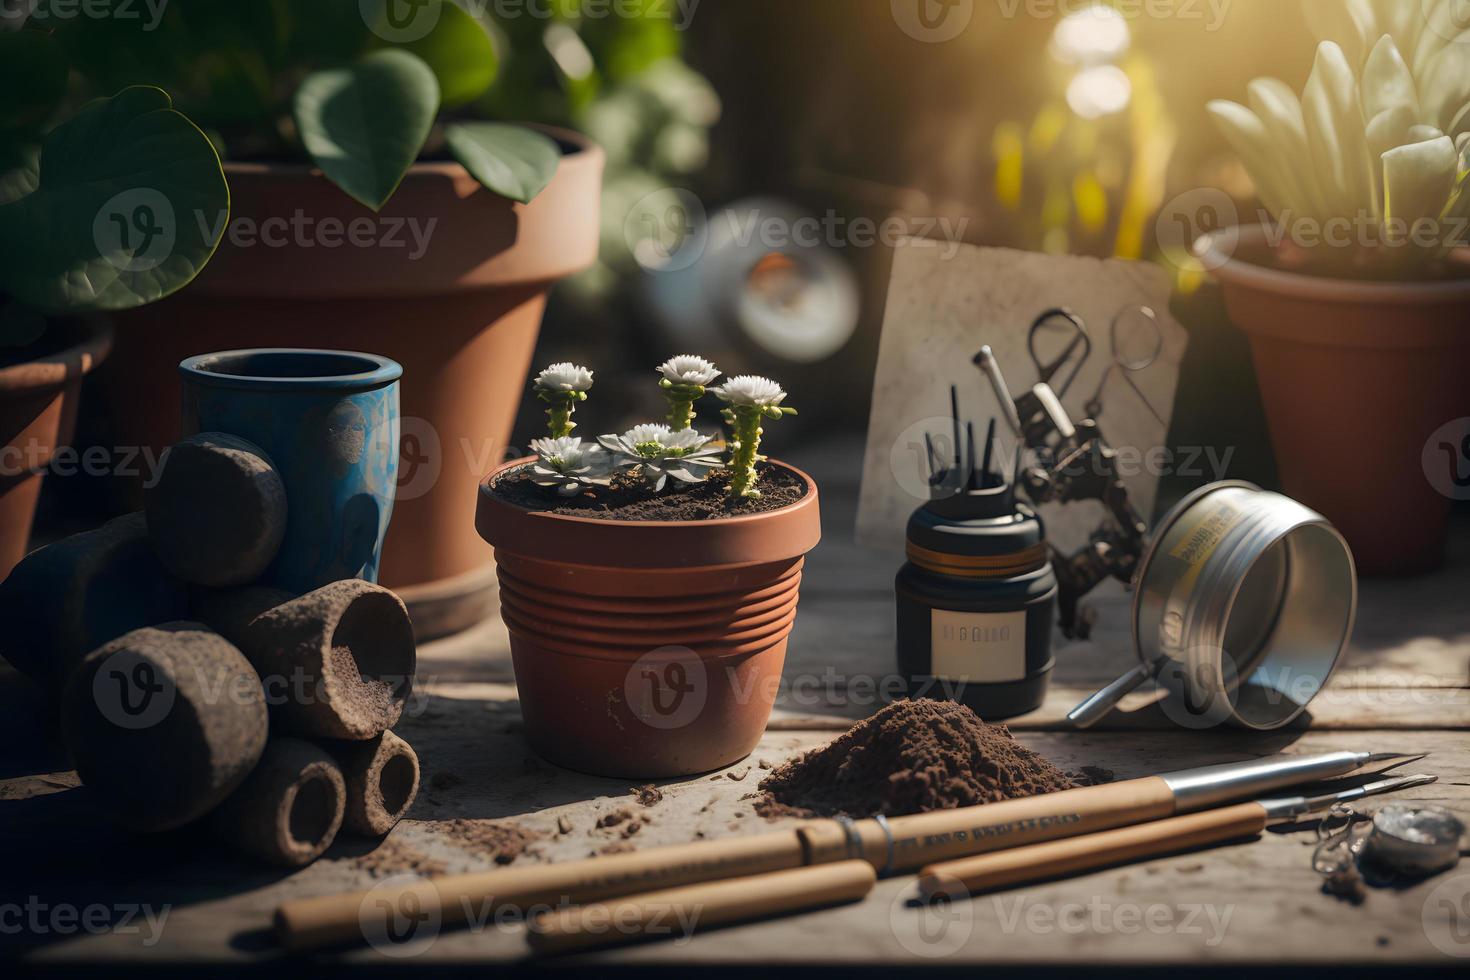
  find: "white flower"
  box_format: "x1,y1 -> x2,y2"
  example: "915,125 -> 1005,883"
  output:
534,362 -> 594,393
529,437 -> 614,497
657,355 -> 721,387
598,424 -> 724,491
711,375 -> 787,408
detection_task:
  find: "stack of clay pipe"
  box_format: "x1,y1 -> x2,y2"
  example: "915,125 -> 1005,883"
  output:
0,432 -> 422,868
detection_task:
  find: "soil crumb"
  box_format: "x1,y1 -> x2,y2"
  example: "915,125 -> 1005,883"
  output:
490,462 -> 806,522
631,784 -> 663,807
754,699 -> 1077,819
436,819 -> 542,864
597,808 -> 634,829
597,842 -> 637,856
1069,765 -> 1117,786
352,837 -> 449,879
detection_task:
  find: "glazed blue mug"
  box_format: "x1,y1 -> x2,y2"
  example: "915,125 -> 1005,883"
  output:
179,349 -> 402,593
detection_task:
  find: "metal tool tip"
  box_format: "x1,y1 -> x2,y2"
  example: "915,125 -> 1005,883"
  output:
1361,751 -> 1429,769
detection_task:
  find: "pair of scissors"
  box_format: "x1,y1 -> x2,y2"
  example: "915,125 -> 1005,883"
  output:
1026,307 -> 1091,397
1083,305 -> 1165,425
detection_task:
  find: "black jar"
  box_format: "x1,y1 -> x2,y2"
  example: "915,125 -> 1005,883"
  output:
895,482 -> 1057,720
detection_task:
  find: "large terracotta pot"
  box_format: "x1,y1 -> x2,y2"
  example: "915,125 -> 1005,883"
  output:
105,127 -> 604,637
475,460 -> 821,778
0,319 -> 113,582
1200,226 -> 1470,575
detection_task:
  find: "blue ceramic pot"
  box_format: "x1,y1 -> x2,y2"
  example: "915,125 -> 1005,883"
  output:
179,349 -> 402,594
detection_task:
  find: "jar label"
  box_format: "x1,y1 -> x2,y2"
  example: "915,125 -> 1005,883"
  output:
930,609 -> 1027,682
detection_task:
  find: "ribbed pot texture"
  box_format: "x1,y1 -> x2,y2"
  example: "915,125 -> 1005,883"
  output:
476,460 -> 821,778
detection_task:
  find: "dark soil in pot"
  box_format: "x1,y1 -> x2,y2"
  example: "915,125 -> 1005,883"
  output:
488,462 -> 807,521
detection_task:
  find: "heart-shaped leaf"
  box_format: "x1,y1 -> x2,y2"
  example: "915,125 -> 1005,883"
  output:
383,0 -> 498,109
0,86 -> 229,314
294,49 -> 439,211
445,123 -> 560,204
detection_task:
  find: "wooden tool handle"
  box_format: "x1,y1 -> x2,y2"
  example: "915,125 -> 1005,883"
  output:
802,776 -> 1179,871
527,860 -> 877,956
276,829 -> 808,950
917,802 -> 1269,899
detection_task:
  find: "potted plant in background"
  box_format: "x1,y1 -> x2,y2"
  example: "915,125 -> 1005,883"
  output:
0,15 -> 230,581
475,357 -> 820,779
1198,1 -> 1470,574
28,0 -> 605,636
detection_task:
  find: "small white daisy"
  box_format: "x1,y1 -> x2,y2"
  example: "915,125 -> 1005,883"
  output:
599,424 -> 724,491
657,355 -> 721,387
534,362 -> 594,393
712,375 -> 786,408
528,437 -> 614,497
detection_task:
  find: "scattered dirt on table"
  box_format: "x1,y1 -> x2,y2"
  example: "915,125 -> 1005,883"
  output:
726,767 -> 750,782
757,758 -> 774,770
556,815 -> 574,835
597,842 -> 637,856
1069,765 -> 1117,786
436,819 -> 542,864
489,463 -> 807,522
597,808 -> 634,829
631,784 -> 663,807
754,699 -> 1077,819
351,836 -> 450,879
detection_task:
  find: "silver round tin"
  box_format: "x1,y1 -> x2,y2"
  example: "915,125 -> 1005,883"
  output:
1070,482 -> 1357,730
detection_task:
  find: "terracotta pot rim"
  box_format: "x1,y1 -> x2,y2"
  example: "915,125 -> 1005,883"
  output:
481,458 -> 817,531
0,317 -> 113,399
220,124 -> 600,182
1200,224 -> 1470,306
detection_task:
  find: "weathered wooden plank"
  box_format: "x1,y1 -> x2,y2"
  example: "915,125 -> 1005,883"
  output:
11,721 -> 1466,966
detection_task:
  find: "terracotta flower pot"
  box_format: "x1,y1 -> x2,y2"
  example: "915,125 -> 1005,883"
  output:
104,127 -> 604,637
0,319 -> 113,582
1200,226 -> 1470,575
475,460 -> 821,778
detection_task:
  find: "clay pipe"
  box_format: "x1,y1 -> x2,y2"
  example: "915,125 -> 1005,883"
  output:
527,861 -> 877,956
212,738 -> 347,868
917,774 -> 1439,901
324,731 -> 420,837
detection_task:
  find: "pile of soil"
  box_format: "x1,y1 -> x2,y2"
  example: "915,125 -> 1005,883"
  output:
755,699 -> 1077,819
490,462 -> 806,521
436,819 -> 542,864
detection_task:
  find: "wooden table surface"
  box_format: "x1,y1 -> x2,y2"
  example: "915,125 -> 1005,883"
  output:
4,437 -> 1468,972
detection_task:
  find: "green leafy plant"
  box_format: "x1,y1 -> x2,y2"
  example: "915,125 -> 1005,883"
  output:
1,0 -> 589,348
1209,0 -> 1470,275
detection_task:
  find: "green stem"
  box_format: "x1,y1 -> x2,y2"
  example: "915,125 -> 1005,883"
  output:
727,406 -> 764,498
665,393 -> 696,430
546,397 -> 576,439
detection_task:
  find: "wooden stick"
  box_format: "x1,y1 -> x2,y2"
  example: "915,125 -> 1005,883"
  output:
916,802 -> 1269,900
527,861 -> 877,956
276,777 -> 1175,950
